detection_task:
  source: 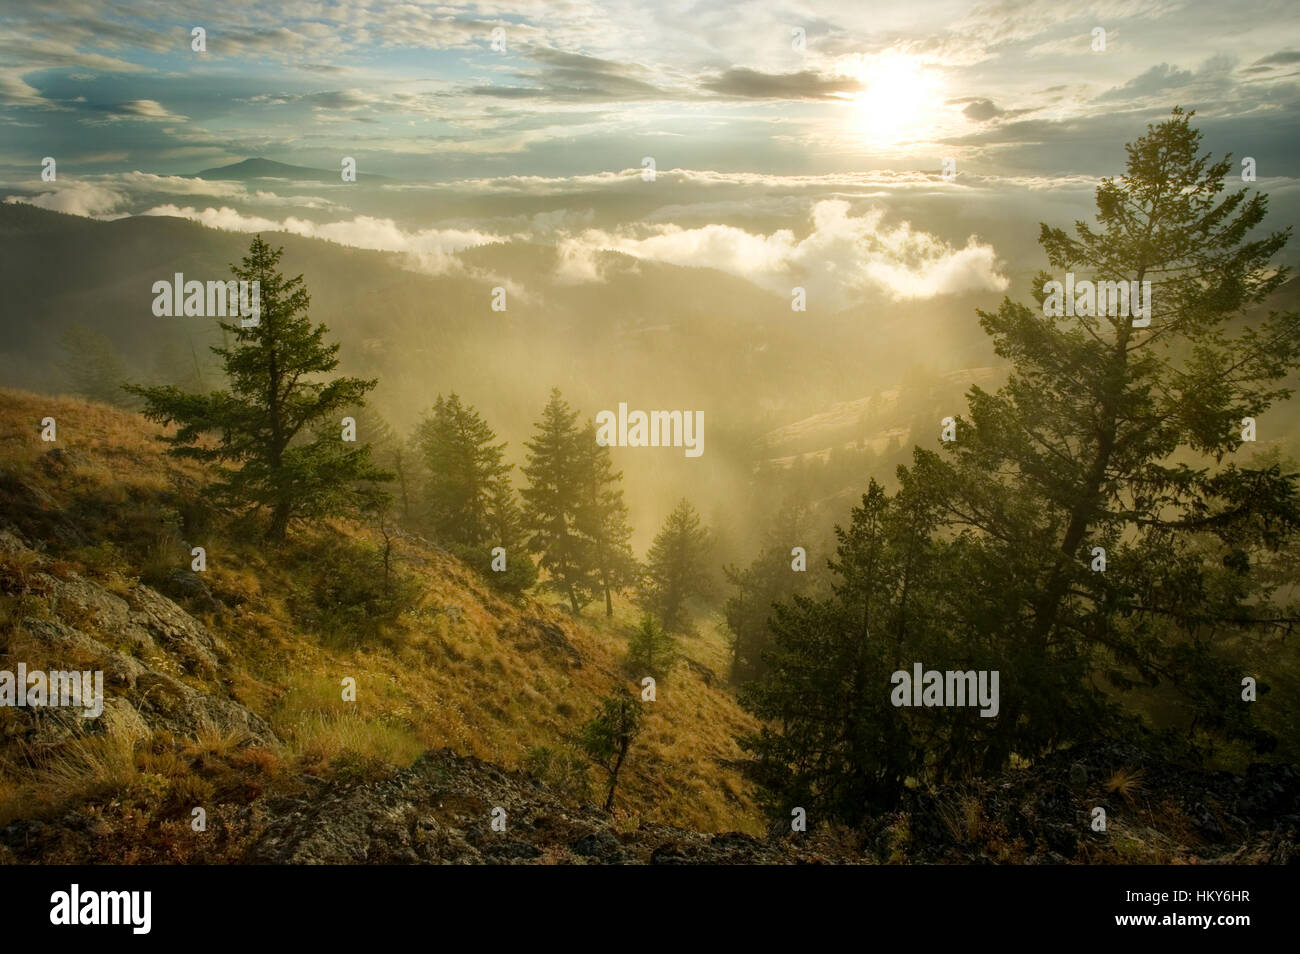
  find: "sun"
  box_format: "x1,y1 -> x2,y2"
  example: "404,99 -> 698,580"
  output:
852,52 -> 942,149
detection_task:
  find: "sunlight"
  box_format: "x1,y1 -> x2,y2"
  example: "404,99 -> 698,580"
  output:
852,52 -> 942,149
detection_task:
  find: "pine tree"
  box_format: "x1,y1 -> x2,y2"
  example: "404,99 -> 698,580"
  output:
521,388 -> 598,614
627,614 -> 676,678
577,422 -> 639,616
725,499 -> 816,684
738,109 -> 1300,825
414,393 -> 512,547
578,689 -> 643,812
126,236 -> 390,542
639,498 -> 713,632
909,107 -> 1300,768
485,477 -> 538,595
349,404 -> 410,516
739,479 -> 955,823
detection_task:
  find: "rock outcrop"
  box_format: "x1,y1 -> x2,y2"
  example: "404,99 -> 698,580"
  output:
248,748 -> 837,864
0,525 -> 275,748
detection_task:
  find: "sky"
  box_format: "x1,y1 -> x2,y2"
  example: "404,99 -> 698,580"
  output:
3,0 -> 1299,303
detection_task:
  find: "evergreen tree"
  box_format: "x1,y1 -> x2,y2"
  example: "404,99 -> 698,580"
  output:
740,479 -> 957,823
521,388 -> 598,614
639,498 -> 713,632
350,404 -> 411,517
577,422 -> 639,616
484,478 -> 538,595
627,614 -> 676,678
725,499 -> 816,684
414,393 -> 512,546
579,688 -> 643,812
908,107 -> 1300,769
739,109 -> 1300,825
126,236 -> 390,542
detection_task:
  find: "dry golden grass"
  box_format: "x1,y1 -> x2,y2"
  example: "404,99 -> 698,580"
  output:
0,388 -> 766,835
1105,767 -> 1146,805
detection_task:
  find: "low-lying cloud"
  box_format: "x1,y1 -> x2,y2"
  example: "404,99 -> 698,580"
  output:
3,181 -> 125,217
138,204 -> 503,274
555,199 -> 1008,303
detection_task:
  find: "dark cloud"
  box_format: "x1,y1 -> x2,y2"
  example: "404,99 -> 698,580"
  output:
1252,51 -> 1300,67
953,97 -> 1032,122
701,68 -> 862,100
304,90 -> 374,110
527,48 -> 641,75
1096,63 -> 1196,102
962,99 -> 1004,121
469,46 -> 666,102
944,103 -> 1300,178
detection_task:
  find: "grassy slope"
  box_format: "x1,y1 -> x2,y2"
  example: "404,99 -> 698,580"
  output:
0,387 -> 764,839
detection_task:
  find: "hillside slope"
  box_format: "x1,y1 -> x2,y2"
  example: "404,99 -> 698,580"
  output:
0,388 -> 764,862
2,388 -> 1296,865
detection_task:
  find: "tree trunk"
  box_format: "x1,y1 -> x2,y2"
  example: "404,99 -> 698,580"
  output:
603,739 -> 628,812
981,296 -> 1139,774
266,499 -> 291,543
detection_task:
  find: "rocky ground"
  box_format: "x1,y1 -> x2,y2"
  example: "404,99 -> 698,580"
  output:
246,748 -> 843,864
241,741 -> 1300,865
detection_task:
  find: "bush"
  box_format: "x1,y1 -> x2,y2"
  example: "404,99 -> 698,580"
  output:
288,535 -> 422,645
449,542 -> 537,597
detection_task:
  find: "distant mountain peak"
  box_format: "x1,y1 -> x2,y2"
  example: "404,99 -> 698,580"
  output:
192,157 -> 391,182
194,157 -> 325,179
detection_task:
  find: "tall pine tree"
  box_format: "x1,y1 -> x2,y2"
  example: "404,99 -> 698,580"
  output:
414,393 -> 513,546
126,236 -> 389,541
725,498 -> 818,684
910,107 -> 1300,769
577,421 -> 639,616
522,388 -> 598,614
739,109 -> 1300,826
739,479 -> 954,824
639,498 -> 713,632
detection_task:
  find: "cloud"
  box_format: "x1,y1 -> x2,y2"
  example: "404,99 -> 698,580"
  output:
2,172 -> 343,219
4,182 -> 125,217
555,199 -> 1008,303
109,172 -> 246,196
962,98 -> 1004,121
138,205 -> 503,274
0,69 -> 46,107
1251,50 -> 1300,67
87,99 -> 187,122
1096,63 -> 1195,101
469,46 -> 668,102
1095,56 -> 1235,103
700,68 -> 862,100
245,89 -> 379,110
